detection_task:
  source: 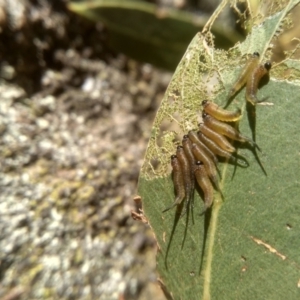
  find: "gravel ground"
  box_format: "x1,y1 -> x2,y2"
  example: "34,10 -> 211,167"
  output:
0,1 -> 171,299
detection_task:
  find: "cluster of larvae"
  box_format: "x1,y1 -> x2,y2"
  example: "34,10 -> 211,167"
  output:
164,51 -> 271,214
163,100 -> 260,214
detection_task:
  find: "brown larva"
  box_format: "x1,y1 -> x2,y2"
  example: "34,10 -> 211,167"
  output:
187,130 -> 218,166
202,113 -> 261,151
201,100 -> 242,122
246,61 -> 272,105
194,161 -> 214,213
198,123 -> 236,153
182,135 -> 196,168
181,135 -> 196,203
197,131 -> 249,167
191,143 -> 221,193
176,145 -> 193,205
162,155 -> 185,213
227,52 -> 260,100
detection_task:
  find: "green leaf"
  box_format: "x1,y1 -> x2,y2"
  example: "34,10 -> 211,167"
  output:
68,0 -> 242,70
138,1 -> 300,299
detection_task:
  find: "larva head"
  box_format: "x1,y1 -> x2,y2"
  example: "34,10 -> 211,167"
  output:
202,100 -> 208,107
253,52 -> 260,57
194,160 -> 206,175
182,135 -> 190,145
170,154 -> 180,169
264,61 -> 272,71
176,145 -> 184,154
195,160 -> 203,166
202,112 -> 209,119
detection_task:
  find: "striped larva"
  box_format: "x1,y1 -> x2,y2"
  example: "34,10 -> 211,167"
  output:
201,100 -> 242,122
176,145 -> 193,205
187,130 -> 218,166
202,113 -> 261,151
246,61 -> 272,105
191,143 -> 221,193
162,155 -> 185,212
197,131 -> 249,167
227,52 -> 260,100
198,123 -> 236,153
194,161 -> 214,213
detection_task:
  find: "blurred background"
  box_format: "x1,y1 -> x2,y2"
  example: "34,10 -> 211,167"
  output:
1,0 -> 288,299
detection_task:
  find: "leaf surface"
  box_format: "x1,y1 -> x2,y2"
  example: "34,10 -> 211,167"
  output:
138,1 -> 300,299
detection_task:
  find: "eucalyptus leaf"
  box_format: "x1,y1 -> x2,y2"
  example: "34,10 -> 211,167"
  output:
68,0 -> 242,70
138,0 -> 300,299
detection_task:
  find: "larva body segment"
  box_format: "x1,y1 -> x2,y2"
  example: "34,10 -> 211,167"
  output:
194,161 -> 214,212
227,52 -> 260,100
182,135 -> 196,168
197,131 -> 249,167
162,155 -> 185,212
202,113 -> 261,151
191,143 -> 221,193
176,145 -> 193,204
198,123 -> 236,153
187,130 -> 218,166
197,130 -> 233,159
181,135 -> 196,203
201,100 -> 242,122
246,61 -> 272,105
